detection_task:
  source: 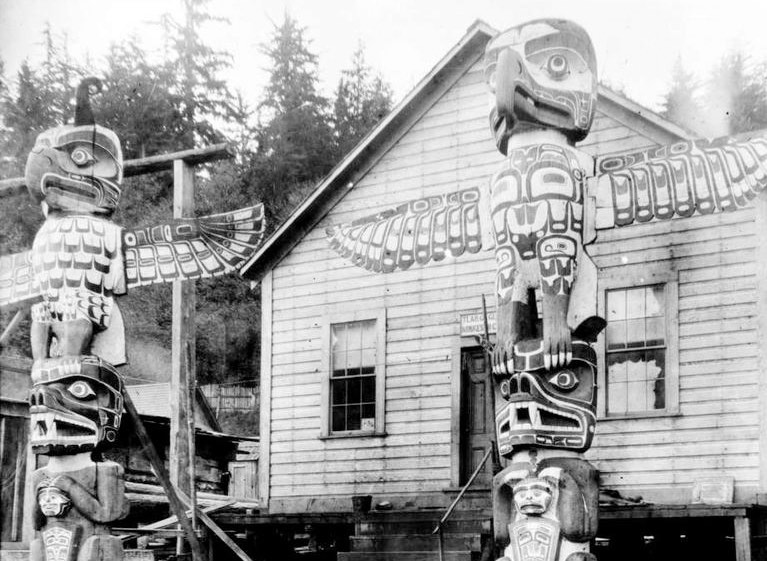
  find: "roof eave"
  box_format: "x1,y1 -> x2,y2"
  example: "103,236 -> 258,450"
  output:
239,21 -> 497,280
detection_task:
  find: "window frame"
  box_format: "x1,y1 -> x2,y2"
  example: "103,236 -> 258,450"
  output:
596,266 -> 680,419
320,308 -> 387,438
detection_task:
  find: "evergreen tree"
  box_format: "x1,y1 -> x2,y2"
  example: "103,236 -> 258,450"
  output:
701,52 -> 767,136
660,57 -> 702,134
255,14 -> 335,186
159,0 -> 234,148
333,44 -> 393,157
97,37 -> 185,159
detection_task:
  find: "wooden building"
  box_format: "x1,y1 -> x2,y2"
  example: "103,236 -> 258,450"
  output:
240,20 -> 767,560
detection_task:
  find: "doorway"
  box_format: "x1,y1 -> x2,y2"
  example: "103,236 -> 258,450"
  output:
459,346 -> 493,487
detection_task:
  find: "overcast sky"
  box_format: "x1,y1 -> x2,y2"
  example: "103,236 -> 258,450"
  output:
1,0 -> 767,113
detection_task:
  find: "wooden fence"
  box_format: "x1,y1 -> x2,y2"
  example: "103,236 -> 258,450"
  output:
200,383 -> 259,413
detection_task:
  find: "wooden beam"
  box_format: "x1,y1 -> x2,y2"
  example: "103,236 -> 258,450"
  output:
0,143 -> 233,198
122,388 -> 205,560
126,143 -> 233,177
757,191 -> 767,498
735,517 -> 753,561
191,505 -> 254,561
0,309 -> 27,347
119,502 -> 234,542
171,158 -> 200,558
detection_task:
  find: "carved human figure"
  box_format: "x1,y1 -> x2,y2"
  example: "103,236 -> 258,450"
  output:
494,460 -> 598,561
29,356 -> 128,561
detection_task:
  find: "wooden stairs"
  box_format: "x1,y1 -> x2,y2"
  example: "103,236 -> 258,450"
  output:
338,508 -> 493,561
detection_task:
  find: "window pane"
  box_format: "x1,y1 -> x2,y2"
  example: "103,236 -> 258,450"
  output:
332,406 -> 346,432
361,404 -> 375,421
646,349 -> 666,410
626,288 -> 645,319
607,355 -> 627,384
331,379 -> 346,405
607,290 -> 626,320
645,317 -> 665,346
624,350 -> 647,383
347,405 -> 361,431
348,377 -> 361,403
625,318 -> 646,347
606,322 -> 626,350
626,381 -> 647,412
332,324 -> 347,353
361,320 -> 376,349
646,285 -> 664,317
608,379 -> 627,414
361,377 -> 375,403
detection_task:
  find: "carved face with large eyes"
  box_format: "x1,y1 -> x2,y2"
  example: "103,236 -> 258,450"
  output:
29,356 -> 124,455
484,19 -> 598,153
495,340 -> 597,456
25,124 -> 123,216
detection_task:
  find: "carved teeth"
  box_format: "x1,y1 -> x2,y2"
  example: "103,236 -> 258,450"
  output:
505,400 -> 582,432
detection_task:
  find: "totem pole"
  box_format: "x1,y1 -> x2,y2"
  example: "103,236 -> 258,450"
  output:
325,18 -> 767,561
0,77 -> 265,561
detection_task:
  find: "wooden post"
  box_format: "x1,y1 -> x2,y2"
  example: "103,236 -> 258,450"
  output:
734,516 -> 753,561
171,159 -> 200,558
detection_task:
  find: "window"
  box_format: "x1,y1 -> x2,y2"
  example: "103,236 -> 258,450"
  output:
597,270 -> 679,418
330,320 -> 377,432
321,310 -> 386,437
605,285 -> 666,413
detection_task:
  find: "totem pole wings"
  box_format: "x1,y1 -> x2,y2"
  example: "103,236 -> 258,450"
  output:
0,206 -> 265,307
326,132 -> 767,268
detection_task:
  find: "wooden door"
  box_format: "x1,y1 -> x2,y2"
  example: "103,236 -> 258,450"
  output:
460,347 -> 492,487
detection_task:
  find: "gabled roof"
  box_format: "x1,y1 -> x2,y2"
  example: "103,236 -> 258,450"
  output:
240,20 -> 691,281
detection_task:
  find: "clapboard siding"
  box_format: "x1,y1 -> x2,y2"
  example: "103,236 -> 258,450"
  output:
585,204 -> 759,500
264,56 -> 762,509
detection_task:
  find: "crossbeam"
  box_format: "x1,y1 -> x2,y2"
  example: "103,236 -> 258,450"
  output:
0,143 -> 234,198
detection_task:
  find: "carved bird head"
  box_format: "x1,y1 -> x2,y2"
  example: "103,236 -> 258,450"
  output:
25,77 -> 124,217
484,19 -> 598,153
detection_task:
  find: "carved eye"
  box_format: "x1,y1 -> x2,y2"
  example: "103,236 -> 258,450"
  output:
67,381 -> 96,399
70,147 -> 95,166
548,370 -> 578,390
546,54 -> 569,79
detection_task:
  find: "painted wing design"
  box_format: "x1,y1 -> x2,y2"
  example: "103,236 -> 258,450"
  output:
325,187 -> 483,273
124,204 -> 265,288
595,130 -> 767,229
0,250 -> 40,307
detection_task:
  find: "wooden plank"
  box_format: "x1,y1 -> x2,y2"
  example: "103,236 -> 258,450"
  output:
120,502 -> 234,542
0,144 -> 233,198
258,270 -> 273,508
757,192 -> 767,496
191,504 -> 254,561
170,158 -> 199,558
735,517 -> 753,561
0,309 -> 26,346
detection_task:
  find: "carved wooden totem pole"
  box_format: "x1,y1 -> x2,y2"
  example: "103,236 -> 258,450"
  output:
326,18 -> 767,561
0,77 -> 265,561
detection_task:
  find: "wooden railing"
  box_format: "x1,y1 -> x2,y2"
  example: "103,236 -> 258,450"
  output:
431,447 -> 492,561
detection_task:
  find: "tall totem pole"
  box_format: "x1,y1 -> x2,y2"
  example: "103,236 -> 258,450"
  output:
0,78 -> 265,561
326,18 -> 767,561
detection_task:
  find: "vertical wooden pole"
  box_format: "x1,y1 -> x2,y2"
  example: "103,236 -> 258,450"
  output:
734,516 -> 753,561
756,192 -> 767,502
171,159 -> 200,558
